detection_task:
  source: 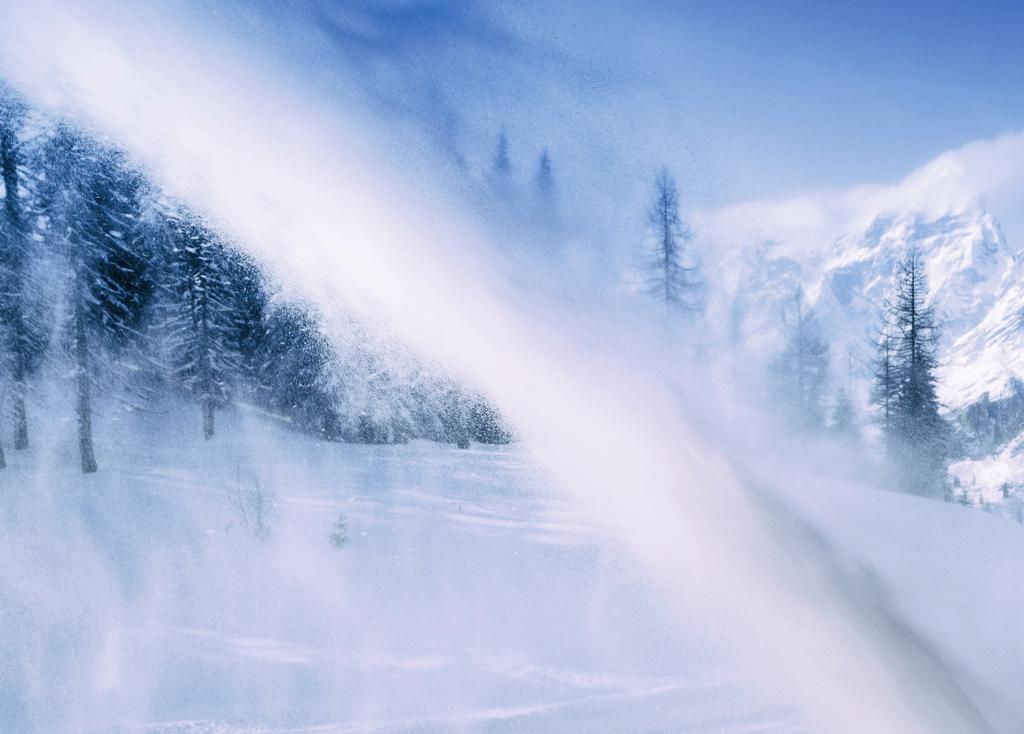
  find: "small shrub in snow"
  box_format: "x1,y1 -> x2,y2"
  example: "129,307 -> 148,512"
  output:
329,513 -> 349,549
229,467 -> 277,541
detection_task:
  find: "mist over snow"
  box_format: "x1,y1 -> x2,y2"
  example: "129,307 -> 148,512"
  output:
0,1 -> 1023,733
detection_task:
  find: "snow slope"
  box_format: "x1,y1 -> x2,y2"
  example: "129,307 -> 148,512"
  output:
2,406 -> 1023,732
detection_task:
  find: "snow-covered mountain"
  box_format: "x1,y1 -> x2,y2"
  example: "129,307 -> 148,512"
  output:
720,207 -> 1006,368
818,209 -> 1018,408
814,208 -> 1009,371
944,253 -> 1024,408
719,203 -> 1024,460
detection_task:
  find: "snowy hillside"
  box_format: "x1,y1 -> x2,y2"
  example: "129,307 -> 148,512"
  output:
2,406 -> 1022,732
0,406 -> 807,732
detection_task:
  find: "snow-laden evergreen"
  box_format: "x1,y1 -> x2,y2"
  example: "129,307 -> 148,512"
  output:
872,248 -> 948,496
0,90 -> 511,473
770,288 -> 830,432
0,86 -> 49,456
642,169 -> 703,316
154,212 -> 247,438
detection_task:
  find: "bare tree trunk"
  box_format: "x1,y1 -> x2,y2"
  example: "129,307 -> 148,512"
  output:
12,317 -> 27,450
9,253 -> 28,450
455,397 -> 471,449
202,394 -> 215,439
74,268 -> 97,474
198,309 -> 215,439
193,258 -> 215,440
2,126 -> 28,450
77,363 -> 97,473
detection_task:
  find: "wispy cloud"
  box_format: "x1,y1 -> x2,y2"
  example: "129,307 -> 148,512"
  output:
696,130 -> 1024,256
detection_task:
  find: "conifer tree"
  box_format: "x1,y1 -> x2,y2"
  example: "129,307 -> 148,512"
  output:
872,248 -> 948,495
831,347 -> 859,438
642,169 -> 702,316
492,129 -> 512,176
488,128 -> 514,200
42,129 -> 154,472
0,94 -> 517,460
770,288 -> 830,432
258,302 -> 342,439
870,330 -> 896,451
534,148 -> 554,205
831,388 -> 858,438
0,87 -> 46,451
220,249 -> 269,387
160,213 -> 241,439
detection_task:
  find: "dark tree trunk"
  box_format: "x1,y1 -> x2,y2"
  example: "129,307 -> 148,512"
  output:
12,375 -> 26,450
11,269 -> 27,450
202,394 -> 215,439
198,288 -> 215,440
77,361 -> 97,473
1,126 -> 28,450
73,267 -> 97,474
455,401 -> 470,449
9,275 -> 28,449
187,246 -> 216,440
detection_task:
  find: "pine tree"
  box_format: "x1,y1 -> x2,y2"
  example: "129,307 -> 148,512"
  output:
872,248 -> 948,495
770,288 -> 830,432
444,385 -> 472,449
534,148 -> 555,205
159,212 -> 242,439
831,387 -> 858,438
870,329 -> 896,452
0,87 -> 47,452
831,347 -> 859,439
42,129 -> 154,472
258,302 -> 342,439
492,129 -> 512,176
642,169 -> 702,316
220,249 -> 270,388
0,94 -> 518,459
488,128 -> 514,201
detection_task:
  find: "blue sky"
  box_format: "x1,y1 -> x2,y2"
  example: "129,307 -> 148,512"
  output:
243,0 -> 1023,209
638,0 -> 1024,195
20,0 -> 1021,217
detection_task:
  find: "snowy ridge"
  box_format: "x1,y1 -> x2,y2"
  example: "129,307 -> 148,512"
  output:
816,208 -> 1008,355
716,197 -> 1024,503
725,203 -> 1020,412
831,209 -> 1014,406
944,252 -> 1024,408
